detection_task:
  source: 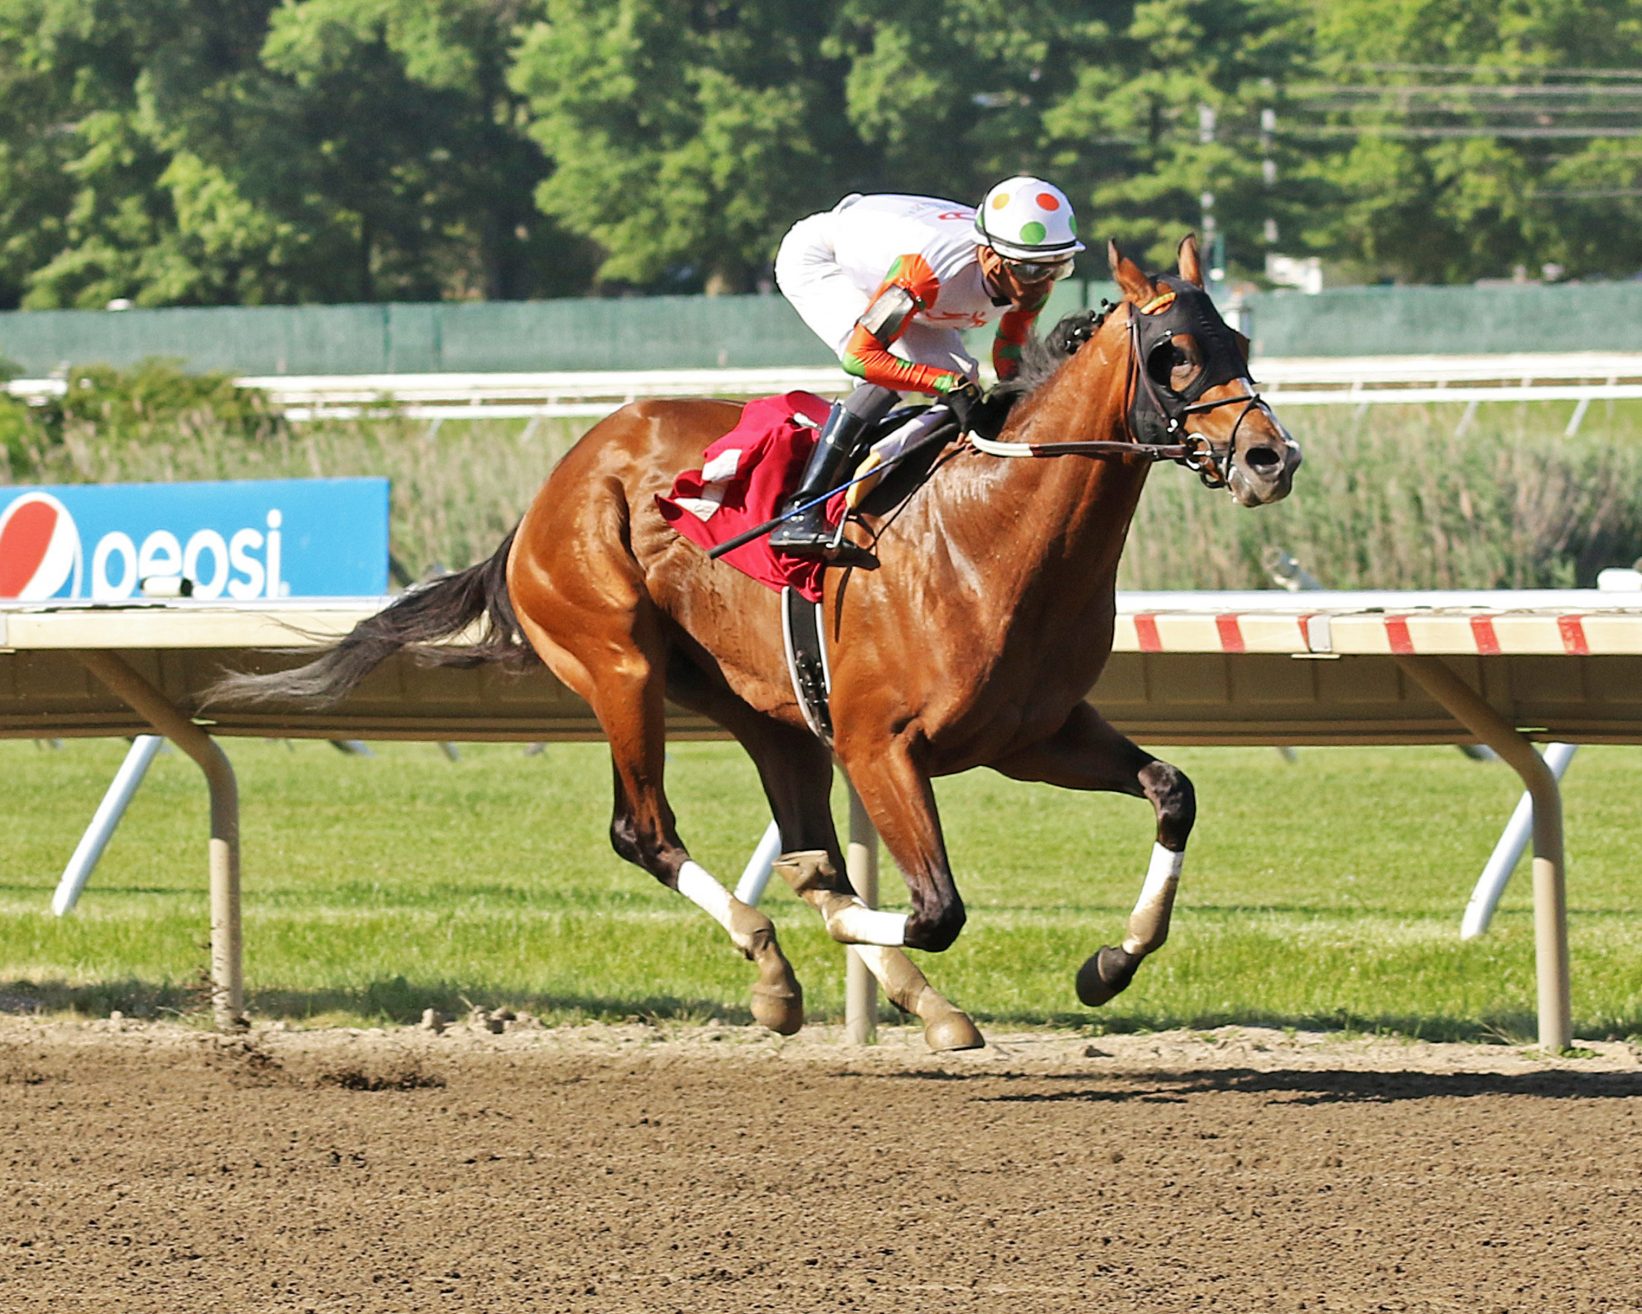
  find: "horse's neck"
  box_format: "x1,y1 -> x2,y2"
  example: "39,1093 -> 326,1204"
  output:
954,446 -> 1144,603
928,342 -> 1144,615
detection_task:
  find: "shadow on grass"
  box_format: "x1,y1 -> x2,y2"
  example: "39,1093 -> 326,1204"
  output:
983,1005 -> 1642,1046
4,977 -> 1637,1049
976,1067 -> 1642,1102
0,975 -> 771,1029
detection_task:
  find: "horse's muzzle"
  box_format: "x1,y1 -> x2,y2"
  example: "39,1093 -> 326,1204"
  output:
1227,430 -> 1302,507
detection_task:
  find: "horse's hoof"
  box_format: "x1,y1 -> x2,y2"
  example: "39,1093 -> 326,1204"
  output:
924,1008 -> 985,1052
1076,945 -> 1141,1007
750,979 -> 804,1036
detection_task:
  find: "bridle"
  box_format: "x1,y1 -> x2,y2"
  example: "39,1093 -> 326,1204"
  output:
967,277 -> 1281,491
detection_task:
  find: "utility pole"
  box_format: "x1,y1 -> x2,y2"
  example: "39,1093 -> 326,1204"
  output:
1198,103 -> 1226,290
1261,105 -> 1278,246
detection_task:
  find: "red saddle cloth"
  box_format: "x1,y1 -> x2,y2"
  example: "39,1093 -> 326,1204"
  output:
655,391 -> 839,603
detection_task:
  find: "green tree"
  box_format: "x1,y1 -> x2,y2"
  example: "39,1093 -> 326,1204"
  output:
1299,0 -> 1642,282
827,0 -> 1108,196
1032,0 -> 1313,277
258,0 -> 583,301
1,0 -> 311,309
0,0 -> 582,309
511,0 -> 846,292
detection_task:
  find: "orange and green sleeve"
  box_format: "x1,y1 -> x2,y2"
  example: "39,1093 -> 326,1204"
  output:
841,254 -> 970,396
992,302 -> 1045,381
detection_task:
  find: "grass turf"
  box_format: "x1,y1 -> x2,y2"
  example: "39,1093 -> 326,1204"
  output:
1,737 -> 1638,1044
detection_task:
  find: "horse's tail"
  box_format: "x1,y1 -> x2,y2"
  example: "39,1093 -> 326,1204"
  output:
205,525 -> 536,708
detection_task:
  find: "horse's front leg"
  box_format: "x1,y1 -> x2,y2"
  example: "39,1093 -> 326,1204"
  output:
771,848 -> 982,1051
992,702 -> 1196,1007
826,734 -> 965,952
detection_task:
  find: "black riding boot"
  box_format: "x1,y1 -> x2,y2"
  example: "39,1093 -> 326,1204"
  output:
769,385 -> 897,562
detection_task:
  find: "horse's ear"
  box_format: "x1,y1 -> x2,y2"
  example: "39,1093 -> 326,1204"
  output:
1108,239 -> 1154,302
1177,233 -> 1204,288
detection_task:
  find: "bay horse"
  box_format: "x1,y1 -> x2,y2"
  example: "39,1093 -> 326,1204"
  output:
220,236 -> 1300,1049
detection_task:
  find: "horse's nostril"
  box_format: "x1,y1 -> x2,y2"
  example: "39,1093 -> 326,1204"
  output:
1244,446 -> 1281,472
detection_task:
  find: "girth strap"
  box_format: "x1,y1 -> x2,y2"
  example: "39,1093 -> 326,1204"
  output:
781,586 -> 832,744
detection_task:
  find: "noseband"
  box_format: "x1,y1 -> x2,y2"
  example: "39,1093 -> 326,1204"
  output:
968,276 -> 1277,490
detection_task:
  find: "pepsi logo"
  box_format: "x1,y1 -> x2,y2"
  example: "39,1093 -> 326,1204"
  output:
0,492 -> 82,599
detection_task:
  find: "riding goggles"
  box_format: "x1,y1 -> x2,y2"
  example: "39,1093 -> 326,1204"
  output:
1004,256 -> 1076,284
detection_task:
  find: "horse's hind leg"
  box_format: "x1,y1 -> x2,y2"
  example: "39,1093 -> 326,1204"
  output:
605,749 -> 803,1035
991,702 -> 1196,1008
510,580 -> 802,1035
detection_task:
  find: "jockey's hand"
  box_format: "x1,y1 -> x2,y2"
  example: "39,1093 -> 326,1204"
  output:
939,377 -> 984,431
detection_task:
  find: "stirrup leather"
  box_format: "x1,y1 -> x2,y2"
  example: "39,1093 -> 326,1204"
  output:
818,513 -> 878,569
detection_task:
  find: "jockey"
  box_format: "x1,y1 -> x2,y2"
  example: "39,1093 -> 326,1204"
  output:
769,176 -> 1084,560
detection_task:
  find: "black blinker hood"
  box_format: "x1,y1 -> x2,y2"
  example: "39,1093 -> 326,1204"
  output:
1127,274 -> 1247,444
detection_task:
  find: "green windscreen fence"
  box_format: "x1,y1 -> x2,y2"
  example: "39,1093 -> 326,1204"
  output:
1244,282 -> 1642,357
0,280 -> 1636,376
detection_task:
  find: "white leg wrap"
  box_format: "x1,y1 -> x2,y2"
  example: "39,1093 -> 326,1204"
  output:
677,860 -> 735,934
1123,843 -> 1184,955
826,901 -> 908,946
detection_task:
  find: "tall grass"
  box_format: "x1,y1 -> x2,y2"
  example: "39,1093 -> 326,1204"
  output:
1121,401 -> 1642,590
6,381 -> 1642,588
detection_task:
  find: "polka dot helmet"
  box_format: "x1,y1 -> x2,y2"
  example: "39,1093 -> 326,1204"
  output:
973,177 -> 1085,261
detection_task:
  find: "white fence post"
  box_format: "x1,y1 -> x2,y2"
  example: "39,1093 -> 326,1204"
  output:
844,781 -> 879,1045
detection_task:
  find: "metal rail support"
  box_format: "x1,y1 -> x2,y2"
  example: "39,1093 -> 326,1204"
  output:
732,820 -> 782,905
1463,743 -> 1578,941
844,782 -> 880,1045
74,652 -> 245,1031
1396,656 -> 1571,1052
52,734 -> 167,916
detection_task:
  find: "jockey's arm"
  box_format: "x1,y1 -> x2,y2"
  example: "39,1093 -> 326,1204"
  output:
841,255 -> 971,398
992,299 -> 1047,382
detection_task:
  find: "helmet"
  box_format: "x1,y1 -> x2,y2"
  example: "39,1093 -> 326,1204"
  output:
973,177 -> 1085,261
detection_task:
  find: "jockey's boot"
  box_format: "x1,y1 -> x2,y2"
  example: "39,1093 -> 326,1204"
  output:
769,384 -> 898,564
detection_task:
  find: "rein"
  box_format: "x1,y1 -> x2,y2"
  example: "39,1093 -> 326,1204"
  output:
966,427 -> 1217,469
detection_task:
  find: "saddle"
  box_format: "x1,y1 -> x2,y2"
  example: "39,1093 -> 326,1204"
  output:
779,403 -> 961,744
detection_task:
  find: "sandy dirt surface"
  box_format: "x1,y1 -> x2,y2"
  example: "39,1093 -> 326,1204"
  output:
2,1015 -> 1639,1314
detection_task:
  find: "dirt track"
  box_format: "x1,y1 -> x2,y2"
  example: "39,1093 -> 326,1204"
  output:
2,1017 -> 1639,1314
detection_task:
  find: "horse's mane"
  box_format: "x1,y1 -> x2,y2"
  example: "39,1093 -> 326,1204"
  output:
991,306 -> 1110,402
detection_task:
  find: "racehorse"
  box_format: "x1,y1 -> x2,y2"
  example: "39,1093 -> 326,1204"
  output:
217,236 -> 1300,1050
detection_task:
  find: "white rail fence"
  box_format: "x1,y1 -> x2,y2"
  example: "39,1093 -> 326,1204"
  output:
11,353 -> 1642,434
9,590 -> 1642,1048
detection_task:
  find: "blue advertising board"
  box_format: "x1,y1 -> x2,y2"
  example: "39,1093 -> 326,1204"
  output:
0,477 -> 390,601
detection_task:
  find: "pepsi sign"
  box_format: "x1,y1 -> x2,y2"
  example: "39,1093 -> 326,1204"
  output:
0,478 -> 389,600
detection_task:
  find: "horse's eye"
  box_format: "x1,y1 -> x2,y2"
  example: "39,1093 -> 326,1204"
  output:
1148,337 -> 1203,392
1147,342 -> 1186,388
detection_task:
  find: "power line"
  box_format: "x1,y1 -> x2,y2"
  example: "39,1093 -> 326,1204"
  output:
1354,62 -> 1642,82
1297,84 -> 1642,99
1531,187 -> 1642,198
1283,125 -> 1642,140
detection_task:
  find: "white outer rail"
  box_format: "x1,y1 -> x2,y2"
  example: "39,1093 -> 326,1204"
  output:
11,353 -> 1642,427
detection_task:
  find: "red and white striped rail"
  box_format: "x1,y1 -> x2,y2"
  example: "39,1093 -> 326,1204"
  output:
1113,589 -> 1642,658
